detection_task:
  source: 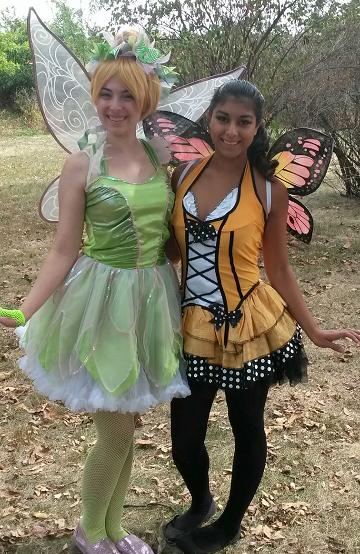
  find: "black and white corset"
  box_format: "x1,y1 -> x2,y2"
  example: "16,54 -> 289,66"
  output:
182,189 -> 238,308
182,181 -> 272,310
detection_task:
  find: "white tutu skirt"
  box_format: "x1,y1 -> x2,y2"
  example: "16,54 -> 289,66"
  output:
17,255 -> 189,413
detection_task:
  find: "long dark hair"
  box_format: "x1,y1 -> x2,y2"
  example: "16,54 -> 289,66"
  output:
208,80 -> 277,178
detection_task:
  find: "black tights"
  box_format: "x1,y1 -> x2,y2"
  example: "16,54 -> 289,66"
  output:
171,379 -> 269,538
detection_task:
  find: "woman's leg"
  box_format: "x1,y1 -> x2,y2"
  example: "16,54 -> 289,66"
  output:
81,411 -> 135,543
175,380 -> 269,551
217,380 -> 269,535
170,379 -> 218,531
105,441 -> 134,542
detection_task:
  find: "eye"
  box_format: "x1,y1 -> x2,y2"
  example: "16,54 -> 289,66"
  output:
122,92 -> 134,100
100,91 -> 111,98
216,115 -> 227,122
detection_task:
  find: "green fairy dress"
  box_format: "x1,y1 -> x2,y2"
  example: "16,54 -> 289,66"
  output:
17,139 -> 188,412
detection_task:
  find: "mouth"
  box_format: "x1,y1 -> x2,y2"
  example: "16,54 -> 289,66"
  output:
221,139 -> 240,146
107,115 -> 127,123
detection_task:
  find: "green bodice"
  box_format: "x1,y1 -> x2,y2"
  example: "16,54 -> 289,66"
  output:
83,142 -> 173,269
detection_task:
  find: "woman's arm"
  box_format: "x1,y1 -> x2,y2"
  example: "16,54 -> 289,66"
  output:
165,164 -> 185,264
0,152 -> 88,327
262,179 -> 360,352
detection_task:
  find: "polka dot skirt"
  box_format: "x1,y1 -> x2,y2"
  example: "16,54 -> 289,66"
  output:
185,327 -> 308,390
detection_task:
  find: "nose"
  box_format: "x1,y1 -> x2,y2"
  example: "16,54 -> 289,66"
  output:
109,97 -> 124,112
225,122 -> 238,138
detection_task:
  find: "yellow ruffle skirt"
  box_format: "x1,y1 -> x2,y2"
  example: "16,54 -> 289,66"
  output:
182,281 -> 297,369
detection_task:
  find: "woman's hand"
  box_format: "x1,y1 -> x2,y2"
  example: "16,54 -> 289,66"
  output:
0,317 -> 18,328
308,328 -> 360,353
0,308 -> 26,328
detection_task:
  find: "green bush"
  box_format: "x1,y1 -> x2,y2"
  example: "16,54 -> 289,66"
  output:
0,26 -> 34,106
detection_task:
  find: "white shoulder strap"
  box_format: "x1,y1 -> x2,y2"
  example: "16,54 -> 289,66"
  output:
265,179 -> 272,217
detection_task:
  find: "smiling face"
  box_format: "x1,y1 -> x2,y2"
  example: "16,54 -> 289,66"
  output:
95,76 -> 142,137
208,96 -> 259,159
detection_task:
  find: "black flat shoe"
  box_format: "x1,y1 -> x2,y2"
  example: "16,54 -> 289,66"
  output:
173,528 -> 241,554
164,499 -> 217,543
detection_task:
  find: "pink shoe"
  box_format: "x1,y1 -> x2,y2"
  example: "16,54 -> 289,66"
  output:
73,525 -> 119,554
115,534 -> 155,554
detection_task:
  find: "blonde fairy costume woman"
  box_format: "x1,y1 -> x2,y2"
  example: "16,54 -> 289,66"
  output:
0,26 -> 189,554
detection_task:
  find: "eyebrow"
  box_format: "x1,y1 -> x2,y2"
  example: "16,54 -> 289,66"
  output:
216,110 -> 254,119
100,87 -> 131,94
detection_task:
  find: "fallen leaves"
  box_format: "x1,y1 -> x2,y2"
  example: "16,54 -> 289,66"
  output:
0,371 -> 12,381
32,512 -> 49,520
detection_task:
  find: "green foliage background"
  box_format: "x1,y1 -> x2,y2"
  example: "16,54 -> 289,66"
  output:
0,1 -> 97,107
0,0 -> 358,195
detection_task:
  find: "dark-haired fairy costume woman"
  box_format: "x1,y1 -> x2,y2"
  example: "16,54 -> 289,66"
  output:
164,80 -> 360,554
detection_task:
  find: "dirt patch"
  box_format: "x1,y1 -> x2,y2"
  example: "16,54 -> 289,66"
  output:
0,135 -> 359,553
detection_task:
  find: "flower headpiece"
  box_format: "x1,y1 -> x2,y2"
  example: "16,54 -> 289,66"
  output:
87,25 -> 178,97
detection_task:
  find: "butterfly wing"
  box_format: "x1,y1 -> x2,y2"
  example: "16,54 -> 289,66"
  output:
269,128 -> 333,196
28,8 -> 100,153
287,197 -> 313,243
39,177 -> 60,223
158,66 -> 247,122
143,111 -> 214,164
28,8 -> 101,223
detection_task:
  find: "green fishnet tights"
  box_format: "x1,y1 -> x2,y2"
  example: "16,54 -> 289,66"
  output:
81,411 -> 135,543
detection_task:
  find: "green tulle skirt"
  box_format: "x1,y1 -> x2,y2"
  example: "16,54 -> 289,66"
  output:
17,255 -> 189,413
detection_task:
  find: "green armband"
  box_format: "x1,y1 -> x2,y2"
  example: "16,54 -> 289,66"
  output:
0,308 -> 26,326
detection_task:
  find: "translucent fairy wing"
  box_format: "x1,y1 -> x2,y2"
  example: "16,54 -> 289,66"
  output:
158,66 -> 247,122
143,111 -> 214,164
39,177 -> 60,223
269,128 -> 333,196
287,197 -> 313,243
28,8 -> 100,153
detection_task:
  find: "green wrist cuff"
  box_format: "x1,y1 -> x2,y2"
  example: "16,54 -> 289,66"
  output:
0,308 -> 26,326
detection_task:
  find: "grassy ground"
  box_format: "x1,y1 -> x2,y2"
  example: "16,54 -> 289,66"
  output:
0,128 -> 359,554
